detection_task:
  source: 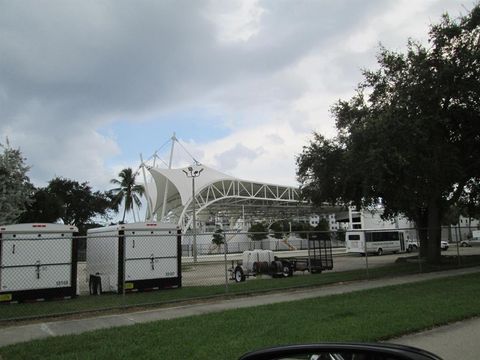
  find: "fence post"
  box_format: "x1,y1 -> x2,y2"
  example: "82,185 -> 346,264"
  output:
455,226 -> 461,267
122,234 -> 126,307
307,232 -> 312,273
364,230 -> 369,279
224,239 -> 229,293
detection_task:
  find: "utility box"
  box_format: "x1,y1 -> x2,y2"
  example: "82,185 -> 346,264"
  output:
0,223 -> 78,303
87,222 -> 181,294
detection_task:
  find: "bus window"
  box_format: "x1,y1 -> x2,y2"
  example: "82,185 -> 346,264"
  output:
366,231 -> 400,242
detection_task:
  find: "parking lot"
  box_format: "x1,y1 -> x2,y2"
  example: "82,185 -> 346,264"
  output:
181,244 -> 480,286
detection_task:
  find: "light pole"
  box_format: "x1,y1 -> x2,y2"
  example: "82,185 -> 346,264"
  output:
183,166 -> 203,263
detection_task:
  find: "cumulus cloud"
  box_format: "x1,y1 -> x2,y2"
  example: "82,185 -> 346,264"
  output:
0,0 -> 469,193
214,143 -> 263,171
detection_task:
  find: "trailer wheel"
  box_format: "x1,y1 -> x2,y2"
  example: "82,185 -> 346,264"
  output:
261,261 -> 270,273
282,264 -> 293,277
269,261 -> 284,278
377,248 -> 383,256
234,266 -> 246,283
89,280 -> 95,295
89,275 -> 102,295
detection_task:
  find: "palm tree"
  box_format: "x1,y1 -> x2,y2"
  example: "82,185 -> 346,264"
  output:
110,168 -> 145,222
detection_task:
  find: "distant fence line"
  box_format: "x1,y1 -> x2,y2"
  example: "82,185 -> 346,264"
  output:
73,225 -> 479,261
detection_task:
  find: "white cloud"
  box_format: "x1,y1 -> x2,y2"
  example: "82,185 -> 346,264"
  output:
184,121 -> 310,186
0,0 -> 471,197
206,0 -> 265,43
3,125 -> 120,188
214,143 -> 264,171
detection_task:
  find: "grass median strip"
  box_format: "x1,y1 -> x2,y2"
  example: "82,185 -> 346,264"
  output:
0,257 -> 479,322
1,272 -> 480,359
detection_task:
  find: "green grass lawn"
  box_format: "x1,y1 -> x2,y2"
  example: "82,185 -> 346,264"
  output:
1,272 -> 480,359
0,255 -> 479,322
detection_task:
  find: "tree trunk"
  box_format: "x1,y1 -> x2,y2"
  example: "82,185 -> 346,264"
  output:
426,197 -> 442,264
416,209 -> 429,258
122,206 -> 126,223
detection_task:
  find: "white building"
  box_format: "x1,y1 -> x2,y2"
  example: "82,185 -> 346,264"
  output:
442,216 -> 480,242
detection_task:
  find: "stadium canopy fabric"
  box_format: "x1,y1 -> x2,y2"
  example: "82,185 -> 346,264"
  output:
147,164 -> 310,227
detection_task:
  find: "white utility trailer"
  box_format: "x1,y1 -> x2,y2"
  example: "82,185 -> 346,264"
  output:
0,223 -> 78,303
230,236 -> 334,282
87,222 -> 181,294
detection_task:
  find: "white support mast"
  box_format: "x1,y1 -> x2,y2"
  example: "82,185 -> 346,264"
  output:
160,133 -> 176,221
140,153 -> 153,221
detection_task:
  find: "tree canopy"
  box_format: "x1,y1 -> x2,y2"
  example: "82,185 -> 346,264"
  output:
297,5 -> 480,264
211,228 -> 225,246
0,141 -> 34,224
110,168 -> 145,222
248,222 -> 268,241
21,177 -> 115,234
270,220 -> 290,239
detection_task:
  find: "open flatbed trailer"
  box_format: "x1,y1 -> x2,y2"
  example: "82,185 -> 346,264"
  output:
230,234 -> 333,282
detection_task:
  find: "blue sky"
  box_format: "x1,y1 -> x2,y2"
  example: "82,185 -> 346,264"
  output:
99,108 -> 231,166
0,0 -> 470,199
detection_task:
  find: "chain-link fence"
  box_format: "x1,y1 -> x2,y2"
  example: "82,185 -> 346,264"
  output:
0,226 -> 479,322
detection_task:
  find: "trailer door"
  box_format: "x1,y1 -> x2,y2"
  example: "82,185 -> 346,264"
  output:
1,233 -> 72,291
124,229 -> 178,281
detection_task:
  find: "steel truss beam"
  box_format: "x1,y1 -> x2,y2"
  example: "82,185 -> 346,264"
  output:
177,179 -> 302,230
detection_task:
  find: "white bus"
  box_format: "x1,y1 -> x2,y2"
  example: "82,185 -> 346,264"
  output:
346,229 -> 406,256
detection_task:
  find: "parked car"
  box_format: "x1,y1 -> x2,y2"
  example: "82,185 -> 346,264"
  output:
460,240 -> 472,247
440,241 -> 449,251
239,343 -> 442,360
406,240 -> 419,252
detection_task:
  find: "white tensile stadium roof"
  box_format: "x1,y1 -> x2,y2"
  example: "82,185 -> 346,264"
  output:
146,164 -> 306,228
148,165 -> 234,208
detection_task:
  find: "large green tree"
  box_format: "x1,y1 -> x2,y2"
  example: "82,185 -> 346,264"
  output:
21,178 -> 115,234
0,141 -> 34,224
19,188 -> 64,224
297,5 -> 480,264
48,178 -> 115,228
110,168 -> 145,222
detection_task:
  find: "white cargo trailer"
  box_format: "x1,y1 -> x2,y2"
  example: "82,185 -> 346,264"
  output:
0,223 -> 78,303
87,222 -> 181,294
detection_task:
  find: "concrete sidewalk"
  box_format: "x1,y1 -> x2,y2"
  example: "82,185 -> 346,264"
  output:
393,317 -> 480,360
0,266 -> 479,348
